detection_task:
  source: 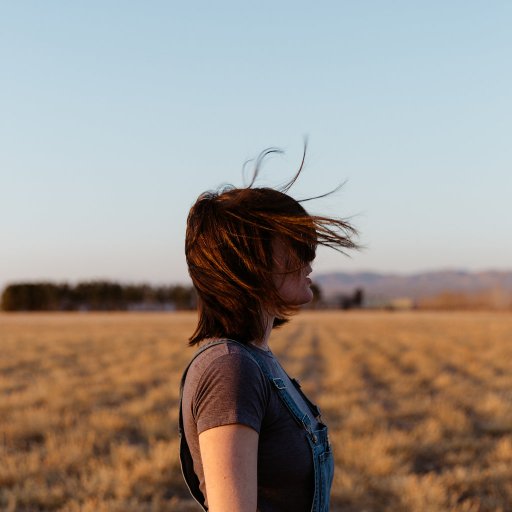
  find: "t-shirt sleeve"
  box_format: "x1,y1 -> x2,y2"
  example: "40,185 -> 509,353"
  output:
192,352 -> 269,435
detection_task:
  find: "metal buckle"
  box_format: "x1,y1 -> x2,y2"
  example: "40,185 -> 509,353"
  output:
272,378 -> 286,390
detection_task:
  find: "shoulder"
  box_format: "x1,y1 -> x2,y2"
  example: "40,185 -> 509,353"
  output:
188,340 -> 264,385
184,340 -> 271,434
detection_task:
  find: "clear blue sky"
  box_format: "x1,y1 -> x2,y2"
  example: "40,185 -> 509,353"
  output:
1,1 -> 511,289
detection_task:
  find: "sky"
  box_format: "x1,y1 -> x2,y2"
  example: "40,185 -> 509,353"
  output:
1,1 -> 511,290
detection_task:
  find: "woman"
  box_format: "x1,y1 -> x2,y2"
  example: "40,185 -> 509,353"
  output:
179,148 -> 358,511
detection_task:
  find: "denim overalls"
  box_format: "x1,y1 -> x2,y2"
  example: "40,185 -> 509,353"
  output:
178,339 -> 334,512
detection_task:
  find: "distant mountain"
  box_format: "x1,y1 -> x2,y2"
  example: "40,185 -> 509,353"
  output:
314,270 -> 512,301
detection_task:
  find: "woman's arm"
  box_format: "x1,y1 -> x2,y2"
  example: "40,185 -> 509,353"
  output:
199,423 -> 258,512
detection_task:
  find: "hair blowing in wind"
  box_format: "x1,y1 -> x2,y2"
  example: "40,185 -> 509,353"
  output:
185,145 -> 360,345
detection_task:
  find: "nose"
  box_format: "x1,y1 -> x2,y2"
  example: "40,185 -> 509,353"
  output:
305,262 -> 313,276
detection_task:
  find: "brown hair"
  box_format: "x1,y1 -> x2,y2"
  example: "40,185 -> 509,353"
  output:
185,147 -> 359,346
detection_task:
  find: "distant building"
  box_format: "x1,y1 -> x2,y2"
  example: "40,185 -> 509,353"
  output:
387,297 -> 414,311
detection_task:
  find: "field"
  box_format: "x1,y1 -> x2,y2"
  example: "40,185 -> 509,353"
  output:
1,311 -> 511,512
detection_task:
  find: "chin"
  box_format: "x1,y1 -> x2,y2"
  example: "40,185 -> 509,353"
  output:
277,280 -> 314,306
296,290 -> 314,305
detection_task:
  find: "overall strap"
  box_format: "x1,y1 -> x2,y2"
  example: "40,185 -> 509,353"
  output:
290,377 -> 322,421
225,340 -> 318,442
180,338 -> 318,440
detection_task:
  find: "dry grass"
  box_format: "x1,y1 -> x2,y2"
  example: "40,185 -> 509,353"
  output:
0,311 -> 511,511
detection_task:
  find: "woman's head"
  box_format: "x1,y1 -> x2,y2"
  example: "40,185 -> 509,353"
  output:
185,150 -> 359,345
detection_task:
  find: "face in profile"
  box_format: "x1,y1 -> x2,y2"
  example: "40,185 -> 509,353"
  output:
271,238 -> 314,306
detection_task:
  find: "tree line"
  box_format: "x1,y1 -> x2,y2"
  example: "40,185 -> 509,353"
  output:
4,281 -> 509,312
0,281 -> 367,312
0,282 -> 197,311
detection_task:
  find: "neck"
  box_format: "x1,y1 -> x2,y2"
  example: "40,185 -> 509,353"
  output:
250,311 -> 274,351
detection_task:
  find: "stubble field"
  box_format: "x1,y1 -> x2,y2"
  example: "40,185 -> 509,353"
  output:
0,311 -> 511,512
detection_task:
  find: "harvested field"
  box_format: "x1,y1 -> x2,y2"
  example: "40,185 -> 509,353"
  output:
0,311 -> 511,511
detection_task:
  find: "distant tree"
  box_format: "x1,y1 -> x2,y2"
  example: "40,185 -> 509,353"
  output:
335,287 -> 365,310
170,285 -> 195,309
124,285 -> 145,304
1,283 -> 61,311
352,288 -> 364,308
337,294 -> 352,310
74,281 -> 124,310
1,281 -> 198,311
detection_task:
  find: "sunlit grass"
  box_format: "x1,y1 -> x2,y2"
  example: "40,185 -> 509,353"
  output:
1,311 -> 511,511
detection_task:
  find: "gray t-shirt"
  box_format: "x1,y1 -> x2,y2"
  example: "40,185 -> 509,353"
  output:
181,340 -> 322,512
